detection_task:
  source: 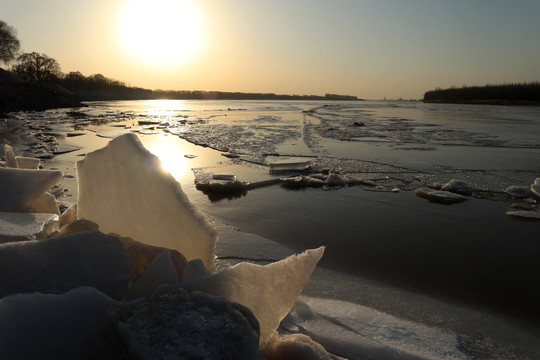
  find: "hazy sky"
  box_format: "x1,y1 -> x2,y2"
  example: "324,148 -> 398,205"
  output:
2,0 -> 539,99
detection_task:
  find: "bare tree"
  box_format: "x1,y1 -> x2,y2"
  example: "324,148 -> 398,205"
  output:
0,20 -> 20,65
11,52 -> 61,82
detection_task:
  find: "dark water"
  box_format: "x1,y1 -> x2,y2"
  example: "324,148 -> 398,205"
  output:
201,183 -> 540,321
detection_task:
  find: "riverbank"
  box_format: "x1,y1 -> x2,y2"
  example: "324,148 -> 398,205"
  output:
0,69 -> 84,116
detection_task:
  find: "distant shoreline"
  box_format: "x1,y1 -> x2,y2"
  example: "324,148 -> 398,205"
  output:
423,99 -> 540,106
1,68 -> 363,116
423,82 -> 540,106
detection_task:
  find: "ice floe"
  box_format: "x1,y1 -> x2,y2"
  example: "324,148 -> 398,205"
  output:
416,187 -> 470,204
505,185 -> 531,198
441,179 -> 473,196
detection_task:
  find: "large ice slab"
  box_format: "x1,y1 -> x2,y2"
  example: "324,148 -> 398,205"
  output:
156,246 -> 325,347
0,231 -> 134,300
0,167 -> 63,212
77,133 -> 218,272
0,287 -> 126,360
113,287 -> 262,359
0,212 -> 59,243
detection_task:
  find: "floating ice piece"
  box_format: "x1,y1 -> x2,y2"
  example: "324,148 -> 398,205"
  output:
0,212 -> 59,243
0,168 -> 63,212
126,250 -> 178,301
0,287 -> 126,359
0,231 -> 134,300
156,246 -> 325,347
416,188 -> 470,204
77,133 -> 218,272
325,173 -> 346,186
506,210 -> 540,221
505,185 -> 531,198
113,288 -> 262,359
441,179 -> 473,196
269,159 -> 311,172
531,178 -> 540,198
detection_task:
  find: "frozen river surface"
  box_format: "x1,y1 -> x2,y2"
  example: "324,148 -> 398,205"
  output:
7,99 -> 540,359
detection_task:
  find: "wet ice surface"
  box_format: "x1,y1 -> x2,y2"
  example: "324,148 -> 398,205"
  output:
3,100 -> 540,358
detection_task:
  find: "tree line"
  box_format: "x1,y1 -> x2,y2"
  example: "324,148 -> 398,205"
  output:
423,83 -> 540,105
0,19 -> 359,107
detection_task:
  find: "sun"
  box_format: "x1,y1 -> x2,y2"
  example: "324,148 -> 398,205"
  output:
118,0 -> 204,66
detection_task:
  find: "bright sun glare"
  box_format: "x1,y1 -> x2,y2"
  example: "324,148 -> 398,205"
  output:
118,0 -> 204,66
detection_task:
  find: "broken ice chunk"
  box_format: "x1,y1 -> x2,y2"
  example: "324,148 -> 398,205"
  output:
3,144 -> 18,168
155,246 -> 325,347
59,204 -> 78,228
14,156 -> 40,169
262,333 -> 335,360
29,192 -> 60,215
0,212 -> 59,243
416,188 -> 470,204
269,159 -> 311,172
531,178 -> 540,198
76,133 -> 218,272
182,258 -> 210,282
212,173 -> 237,181
117,235 -> 187,281
125,250 -> 178,301
0,287 -> 126,359
506,210 -> 540,221
0,231 -> 134,300
0,168 -> 63,213
281,176 -> 325,188
441,179 -> 473,196
505,185 -> 531,198
325,173 -> 346,187
52,218 -> 99,238
113,288 -> 262,359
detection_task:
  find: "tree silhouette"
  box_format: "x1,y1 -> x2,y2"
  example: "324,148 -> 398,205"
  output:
0,20 -> 20,65
11,52 -> 61,82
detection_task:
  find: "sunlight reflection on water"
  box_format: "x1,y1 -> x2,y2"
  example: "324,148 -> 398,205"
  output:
141,134 -> 190,180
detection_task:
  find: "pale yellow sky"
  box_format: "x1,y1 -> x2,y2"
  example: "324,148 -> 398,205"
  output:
2,0 -> 540,99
